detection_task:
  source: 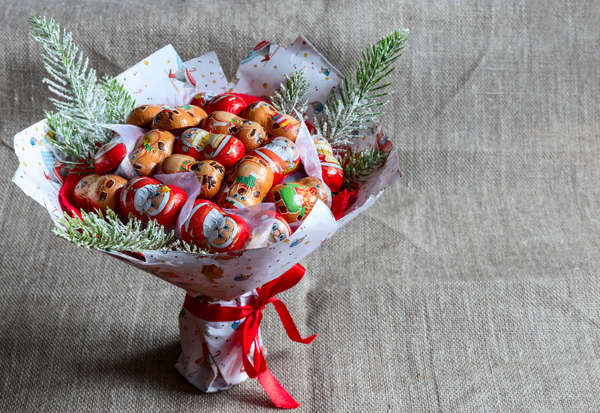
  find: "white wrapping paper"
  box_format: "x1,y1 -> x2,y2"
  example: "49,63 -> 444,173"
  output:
12,37 -> 402,394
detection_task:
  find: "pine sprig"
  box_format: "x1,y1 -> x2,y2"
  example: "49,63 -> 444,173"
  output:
271,69 -> 309,121
53,209 -> 208,254
315,29 -> 408,147
29,15 -> 135,164
338,147 -> 390,191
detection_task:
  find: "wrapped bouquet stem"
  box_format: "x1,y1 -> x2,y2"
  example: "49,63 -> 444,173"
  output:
13,15 -> 407,409
177,264 -> 313,408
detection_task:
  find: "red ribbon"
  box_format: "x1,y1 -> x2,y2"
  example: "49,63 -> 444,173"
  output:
183,264 -> 316,409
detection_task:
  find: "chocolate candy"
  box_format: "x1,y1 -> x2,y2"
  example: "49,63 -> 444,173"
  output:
236,120 -> 268,151
250,137 -> 300,184
216,155 -> 274,209
94,137 -> 127,175
201,93 -> 247,116
249,210 -> 293,245
119,176 -> 187,228
244,101 -> 278,127
201,111 -> 244,135
244,101 -> 300,142
73,174 -> 127,213
151,108 -> 198,135
176,128 -> 245,169
313,135 -> 344,193
156,154 -> 197,175
266,177 -> 328,223
129,130 -> 176,176
181,200 -> 250,252
126,105 -> 165,128
267,112 -> 300,141
190,160 -> 226,199
179,104 -> 207,124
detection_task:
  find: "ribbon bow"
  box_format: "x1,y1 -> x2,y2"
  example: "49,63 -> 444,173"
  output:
183,264 -> 316,409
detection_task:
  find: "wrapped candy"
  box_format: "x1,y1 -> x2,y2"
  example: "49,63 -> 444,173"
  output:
266,177 -> 328,223
250,137 -> 300,185
151,107 -> 199,135
94,137 -> 127,175
179,104 -> 208,125
216,155 -> 274,208
175,128 -> 245,169
199,93 -> 247,116
190,160 -> 226,199
180,200 -> 250,252
313,135 -> 344,193
156,154 -> 197,175
129,130 -> 176,176
73,174 -> 127,213
235,120 -> 268,152
201,111 -> 244,135
119,176 -> 187,228
126,104 -> 166,128
244,101 -> 300,142
268,113 -> 300,141
248,210 -> 293,245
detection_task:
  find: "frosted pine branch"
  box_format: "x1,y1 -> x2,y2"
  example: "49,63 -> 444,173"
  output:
29,15 -> 135,164
315,29 -> 408,146
337,147 -> 390,191
53,209 -> 208,254
271,69 -> 309,121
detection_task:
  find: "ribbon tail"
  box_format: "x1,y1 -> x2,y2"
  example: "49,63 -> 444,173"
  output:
257,368 -> 300,409
271,298 -> 317,344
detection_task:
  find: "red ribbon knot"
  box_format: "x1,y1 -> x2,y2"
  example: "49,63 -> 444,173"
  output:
183,263 -> 316,409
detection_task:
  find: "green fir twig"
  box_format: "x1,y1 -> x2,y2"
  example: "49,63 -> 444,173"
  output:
315,29 -> 408,147
338,147 -> 390,191
271,69 -> 309,121
53,209 -> 208,254
29,15 -> 135,164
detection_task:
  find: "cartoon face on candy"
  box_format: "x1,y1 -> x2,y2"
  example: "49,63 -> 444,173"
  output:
266,177 -> 328,224
264,137 -> 300,175
73,174 -> 127,213
216,156 -> 274,209
181,200 -> 250,252
249,210 -> 293,245
250,137 -> 300,185
190,160 -> 226,199
175,128 -> 245,169
151,107 -> 200,135
119,176 -> 187,228
244,101 -> 278,126
236,120 -> 267,151
201,111 -> 244,135
156,154 -> 197,175
129,130 -> 176,176
268,112 -> 300,142
126,104 -> 165,128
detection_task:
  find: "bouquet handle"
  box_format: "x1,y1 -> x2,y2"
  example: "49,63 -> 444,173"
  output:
175,264 -> 315,409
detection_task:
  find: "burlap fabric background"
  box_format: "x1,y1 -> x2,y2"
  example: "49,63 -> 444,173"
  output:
1,0 -> 599,411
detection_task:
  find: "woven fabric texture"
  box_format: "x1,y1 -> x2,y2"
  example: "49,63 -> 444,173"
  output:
1,0 -> 599,411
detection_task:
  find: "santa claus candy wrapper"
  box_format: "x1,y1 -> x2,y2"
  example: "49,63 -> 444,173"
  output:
180,199 -> 250,252
119,176 -> 187,228
200,93 -> 247,116
94,135 -> 127,175
176,128 -> 245,169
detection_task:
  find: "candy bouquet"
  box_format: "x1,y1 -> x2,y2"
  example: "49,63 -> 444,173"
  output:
12,16 -> 408,409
